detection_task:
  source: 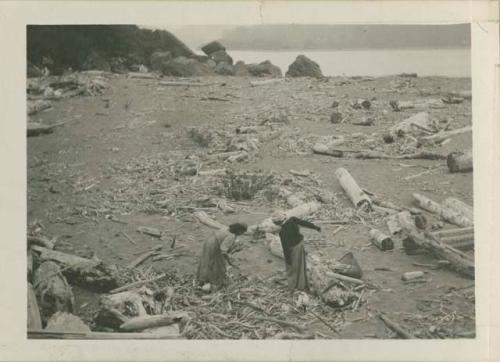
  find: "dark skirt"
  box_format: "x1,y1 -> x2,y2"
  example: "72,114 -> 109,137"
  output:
196,238 -> 226,286
285,242 -> 309,291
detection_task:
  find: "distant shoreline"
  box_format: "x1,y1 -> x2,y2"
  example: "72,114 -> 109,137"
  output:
196,46 -> 470,52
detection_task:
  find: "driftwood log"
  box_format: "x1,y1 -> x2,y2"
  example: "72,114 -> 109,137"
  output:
119,311 -> 190,332
378,313 -> 415,339
369,229 -> 394,251
442,198 -> 473,222
31,245 -> 119,292
447,150 -> 473,173
433,227 -> 474,238
399,218 -> 474,278
33,261 -> 75,324
335,168 -> 372,209
27,100 -> 52,115
193,211 -> 228,230
419,126 -> 472,145
412,193 -> 473,227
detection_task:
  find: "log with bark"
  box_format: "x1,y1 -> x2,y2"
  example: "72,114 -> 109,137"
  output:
447,150 -> 473,173
335,168 -> 372,209
399,220 -> 474,278
31,245 -> 119,292
412,193 -> 473,227
442,198 -> 473,222
27,119 -> 77,137
369,229 -> 394,251
33,261 -> 75,324
119,311 -> 190,332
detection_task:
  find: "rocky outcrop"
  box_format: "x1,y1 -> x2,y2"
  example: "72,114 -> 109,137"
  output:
247,60 -> 282,78
161,57 -> 215,77
210,50 -> 233,65
214,62 -> 235,76
201,41 -> 226,56
286,55 -> 323,78
149,51 -> 173,72
233,61 -> 250,76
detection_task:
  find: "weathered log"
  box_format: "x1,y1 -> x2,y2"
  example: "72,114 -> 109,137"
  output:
390,112 -> 435,136
369,229 -> 394,251
400,221 -> 474,278
433,227 -> 474,238
442,198 -> 473,222
378,313 -> 415,339
312,143 -> 343,157
127,250 -> 160,269
442,238 -> 474,251
28,330 -> 180,339
28,235 -> 55,249
27,119 -> 77,137
33,261 -> 75,324
137,226 -> 162,238
413,193 -> 473,227
447,150 -> 473,173
28,282 -> 42,330
419,126 -> 472,145
120,311 -> 190,332
193,211 -> 228,230
386,214 -> 402,235
247,201 -> 321,234
335,168 -> 372,209
31,245 -> 119,292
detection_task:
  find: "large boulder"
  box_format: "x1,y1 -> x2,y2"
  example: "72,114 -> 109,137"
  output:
233,61 -> 250,76
149,51 -> 172,72
247,60 -> 282,78
201,41 -> 226,55
161,57 -> 215,77
209,50 -> 233,65
214,62 -> 235,76
82,51 -> 111,72
286,55 -> 323,78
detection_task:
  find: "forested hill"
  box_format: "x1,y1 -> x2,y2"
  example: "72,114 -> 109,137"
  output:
27,25 -> 195,73
219,24 -> 470,50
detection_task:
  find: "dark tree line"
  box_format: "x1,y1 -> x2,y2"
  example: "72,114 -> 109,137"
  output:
27,25 -> 195,73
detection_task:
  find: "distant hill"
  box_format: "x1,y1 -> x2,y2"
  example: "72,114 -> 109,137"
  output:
219,24 -> 470,50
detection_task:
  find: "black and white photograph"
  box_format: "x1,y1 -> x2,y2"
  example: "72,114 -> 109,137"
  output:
1,1 -> 498,361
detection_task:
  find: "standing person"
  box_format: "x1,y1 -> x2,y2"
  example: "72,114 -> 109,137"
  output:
196,222 -> 247,289
272,213 -> 321,291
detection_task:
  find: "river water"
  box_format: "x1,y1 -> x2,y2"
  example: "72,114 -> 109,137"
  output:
228,48 -> 470,77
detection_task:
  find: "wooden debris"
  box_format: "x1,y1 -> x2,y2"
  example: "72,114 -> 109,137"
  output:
27,119 -> 77,137
442,198 -> 473,222
127,250 -> 160,269
312,143 -> 343,157
120,231 -> 137,245
27,100 -> 52,115
401,271 -> 425,281
120,311 -> 190,332
400,220 -> 474,278
110,274 -> 167,294
159,80 -> 216,87
31,245 -> 119,292
250,78 -> 284,87
33,261 -> 75,324
413,193 -> 473,227
378,313 -> 415,339
250,316 -> 305,333
137,226 -> 162,238
447,150 -> 473,173
128,72 -> 158,79
386,213 -> 403,235
419,126 -> 472,145
193,211 -> 228,230
28,235 -> 55,249
432,226 -> 474,238
369,229 -> 394,251
335,168 -> 372,209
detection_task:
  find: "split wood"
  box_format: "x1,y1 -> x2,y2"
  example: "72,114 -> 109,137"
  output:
110,273 -> 167,294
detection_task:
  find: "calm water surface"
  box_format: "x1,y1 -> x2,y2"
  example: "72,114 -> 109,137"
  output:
228,48 -> 470,77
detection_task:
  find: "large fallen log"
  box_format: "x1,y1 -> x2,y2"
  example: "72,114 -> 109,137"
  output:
33,261 -> 75,324
120,311 -> 190,332
335,168 -> 372,209
399,219 -> 474,278
31,245 -> 119,292
412,193 -> 473,227
193,211 -> 228,230
447,150 -> 473,173
442,198 -> 473,222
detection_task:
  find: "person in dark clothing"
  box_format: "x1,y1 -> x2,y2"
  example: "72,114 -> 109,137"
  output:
272,213 -> 321,291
